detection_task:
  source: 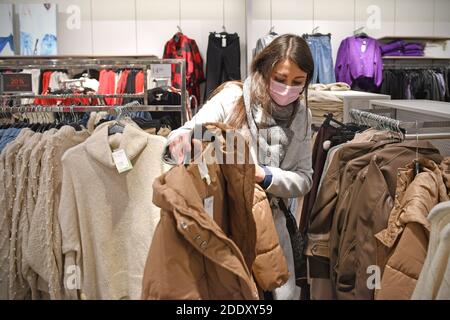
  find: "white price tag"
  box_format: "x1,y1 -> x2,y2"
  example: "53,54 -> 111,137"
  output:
361,41 -> 367,53
204,196 -> 214,219
151,64 -> 172,78
112,149 -> 133,173
221,36 -> 227,48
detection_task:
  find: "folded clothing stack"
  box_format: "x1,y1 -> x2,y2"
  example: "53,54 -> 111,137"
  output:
381,40 -> 424,57
307,82 -> 349,124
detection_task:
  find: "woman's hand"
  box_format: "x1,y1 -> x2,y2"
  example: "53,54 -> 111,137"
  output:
255,165 -> 266,183
168,132 -> 192,165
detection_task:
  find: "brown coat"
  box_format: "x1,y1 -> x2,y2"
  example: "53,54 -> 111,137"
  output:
307,136 -> 443,300
375,159 -> 449,300
330,141 -> 442,300
307,130 -> 403,280
141,123 -> 288,300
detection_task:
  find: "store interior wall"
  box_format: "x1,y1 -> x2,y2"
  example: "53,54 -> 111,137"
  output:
1,0 -> 450,79
249,0 -> 450,69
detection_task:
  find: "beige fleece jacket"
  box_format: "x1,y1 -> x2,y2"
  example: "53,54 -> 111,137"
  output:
27,126 -> 89,300
58,122 -> 169,300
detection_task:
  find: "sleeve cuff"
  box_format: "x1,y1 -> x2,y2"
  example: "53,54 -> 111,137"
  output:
259,165 -> 273,190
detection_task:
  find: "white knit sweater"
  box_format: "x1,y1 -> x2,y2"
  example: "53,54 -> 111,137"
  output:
0,129 -> 34,299
9,132 -> 43,300
58,122 -> 169,300
27,126 -> 89,300
22,129 -> 57,299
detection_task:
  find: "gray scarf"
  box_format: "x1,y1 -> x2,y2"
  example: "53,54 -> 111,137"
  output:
243,77 -> 300,167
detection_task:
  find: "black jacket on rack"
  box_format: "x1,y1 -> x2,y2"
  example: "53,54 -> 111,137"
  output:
381,68 -> 449,101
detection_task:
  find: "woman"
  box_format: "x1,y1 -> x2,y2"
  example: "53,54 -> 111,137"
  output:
167,34 -> 314,300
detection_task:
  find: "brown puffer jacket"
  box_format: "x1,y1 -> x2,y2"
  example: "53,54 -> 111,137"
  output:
375,158 -> 450,300
141,123 -> 288,299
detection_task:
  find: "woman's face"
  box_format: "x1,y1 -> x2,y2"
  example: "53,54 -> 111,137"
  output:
271,58 -> 307,87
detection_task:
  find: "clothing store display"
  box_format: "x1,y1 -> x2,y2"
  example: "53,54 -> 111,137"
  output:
304,34 -> 336,84
0,128 -> 34,299
135,71 -> 144,94
381,40 -> 405,55
115,69 -> 129,105
142,123 -> 289,299
304,118 -> 450,300
2,20 -> 450,302
309,82 -> 351,91
22,129 -> 57,300
299,123 -> 341,236
26,126 -> 89,300
204,32 -> 241,100
329,141 -> 442,300
307,84 -> 348,123
375,159 -> 449,300
335,35 -> 383,89
59,122 -> 169,300
381,68 -> 449,101
253,33 -> 278,57
163,33 -> 205,103
381,40 -> 424,57
147,87 -> 181,105
98,70 -> 116,105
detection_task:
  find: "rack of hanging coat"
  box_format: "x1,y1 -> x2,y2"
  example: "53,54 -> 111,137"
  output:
299,108 -> 450,301
0,56 -> 189,125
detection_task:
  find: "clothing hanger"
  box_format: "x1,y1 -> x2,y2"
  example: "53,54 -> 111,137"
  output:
108,105 -> 127,136
217,0 -> 228,36
354,26 -> 368,38
269,26 -> 277,36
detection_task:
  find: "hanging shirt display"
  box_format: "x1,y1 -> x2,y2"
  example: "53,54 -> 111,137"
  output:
303,33 -> 336,84
204,32 -> 241,100
58,122 -> 169,300
163,33 -> 205,104
335,35 -> 383,90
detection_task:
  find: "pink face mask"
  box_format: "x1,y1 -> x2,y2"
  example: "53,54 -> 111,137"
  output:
269,78 -> 304,106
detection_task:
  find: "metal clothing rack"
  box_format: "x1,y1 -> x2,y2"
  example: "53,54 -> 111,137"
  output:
383,59 -> 450,70
349,109 -> 450,140
0,104 -> 181,114
0,56 -> 188,124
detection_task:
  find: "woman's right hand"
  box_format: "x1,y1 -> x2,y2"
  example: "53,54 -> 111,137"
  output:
168,131 -> 193,165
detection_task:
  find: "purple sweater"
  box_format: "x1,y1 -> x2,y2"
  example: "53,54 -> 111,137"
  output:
335,36 -> 383,87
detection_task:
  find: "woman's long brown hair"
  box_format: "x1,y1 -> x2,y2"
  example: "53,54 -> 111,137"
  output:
207,34 -> 315,129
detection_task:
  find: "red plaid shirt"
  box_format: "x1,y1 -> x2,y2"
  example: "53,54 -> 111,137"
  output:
163,33 -> 205,104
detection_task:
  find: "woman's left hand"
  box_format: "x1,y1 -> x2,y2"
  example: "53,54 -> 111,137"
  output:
255,165 -> 266,183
